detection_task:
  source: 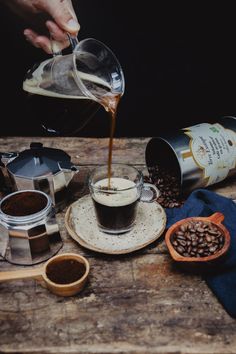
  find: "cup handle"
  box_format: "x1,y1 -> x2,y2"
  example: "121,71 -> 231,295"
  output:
140,183 -> 160,203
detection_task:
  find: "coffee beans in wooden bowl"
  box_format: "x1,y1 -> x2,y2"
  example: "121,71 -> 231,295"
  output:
165,212 -> 230,268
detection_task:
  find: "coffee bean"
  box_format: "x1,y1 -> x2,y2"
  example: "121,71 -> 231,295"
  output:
177,246 -> 185,254
208,229 -> 218,236
180,225 -> 186,232
177,235 -> 186,241
186,234 -> 192,241
219,236 -> 224,244
196,227 -> 204,233
209,245 -> 218,253
170,220 -> 225,258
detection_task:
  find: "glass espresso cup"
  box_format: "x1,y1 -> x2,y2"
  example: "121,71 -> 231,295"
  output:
88,164 -> 159,234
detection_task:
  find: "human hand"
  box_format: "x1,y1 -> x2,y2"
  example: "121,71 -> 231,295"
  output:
4,0 -> 80,54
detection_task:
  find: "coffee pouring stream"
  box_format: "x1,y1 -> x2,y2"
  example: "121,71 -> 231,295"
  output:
23,35 -> 125,135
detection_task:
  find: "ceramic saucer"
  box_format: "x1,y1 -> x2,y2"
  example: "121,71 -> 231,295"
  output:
65,194 -> 166,254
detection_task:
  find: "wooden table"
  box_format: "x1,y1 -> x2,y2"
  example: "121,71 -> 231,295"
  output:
0,137 -> 236,354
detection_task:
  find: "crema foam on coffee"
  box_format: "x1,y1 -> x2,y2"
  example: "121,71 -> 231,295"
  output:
93,178 -> 138,207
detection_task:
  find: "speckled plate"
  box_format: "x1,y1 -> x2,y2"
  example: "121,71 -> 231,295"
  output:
65,194 -> 166,254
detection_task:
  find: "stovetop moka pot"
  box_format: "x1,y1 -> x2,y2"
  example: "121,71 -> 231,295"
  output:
0,142 -> 79,210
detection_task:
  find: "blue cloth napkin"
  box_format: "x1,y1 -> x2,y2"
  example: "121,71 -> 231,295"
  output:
165,189 -> 236,318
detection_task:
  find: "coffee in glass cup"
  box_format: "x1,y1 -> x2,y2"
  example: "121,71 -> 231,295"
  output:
89,164 -> 159,234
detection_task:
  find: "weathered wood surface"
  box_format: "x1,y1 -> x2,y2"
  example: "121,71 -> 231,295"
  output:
0,137 -> 236,354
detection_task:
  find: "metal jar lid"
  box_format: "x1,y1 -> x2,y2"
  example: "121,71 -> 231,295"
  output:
7,142 -> 73,179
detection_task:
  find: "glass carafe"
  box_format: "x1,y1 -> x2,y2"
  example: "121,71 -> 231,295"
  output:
23,37 -> 125,135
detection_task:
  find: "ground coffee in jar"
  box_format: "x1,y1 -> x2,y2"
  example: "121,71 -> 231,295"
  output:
0,190 -> 62,265
1,191 -> 47,216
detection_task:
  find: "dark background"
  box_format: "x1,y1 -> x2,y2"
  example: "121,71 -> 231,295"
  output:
1,2 -> 236,137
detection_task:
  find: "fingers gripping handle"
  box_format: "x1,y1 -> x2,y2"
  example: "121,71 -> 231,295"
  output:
67,34 -> 79,51
51,34 -> 79,56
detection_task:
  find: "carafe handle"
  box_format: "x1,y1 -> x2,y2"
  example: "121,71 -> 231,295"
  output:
51,34 -> 79,57
67,34 -> 79,51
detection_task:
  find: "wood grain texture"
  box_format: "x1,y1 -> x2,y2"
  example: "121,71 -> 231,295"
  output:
0,137 -> 236,354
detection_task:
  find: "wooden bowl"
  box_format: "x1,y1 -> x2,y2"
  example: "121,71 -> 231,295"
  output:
43,253 -> 90,297
165,212 -> 231,271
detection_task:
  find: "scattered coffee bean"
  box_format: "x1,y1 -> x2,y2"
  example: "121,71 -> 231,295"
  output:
145,165 -> 184,208
170,220 -> 225,257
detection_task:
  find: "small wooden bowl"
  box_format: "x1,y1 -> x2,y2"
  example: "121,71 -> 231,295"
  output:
165,212 -> 230,271
43,253 -> 90,297
0,253 -> 90,297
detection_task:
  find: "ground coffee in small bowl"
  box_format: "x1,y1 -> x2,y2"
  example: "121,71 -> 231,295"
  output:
46,259 -> 86,284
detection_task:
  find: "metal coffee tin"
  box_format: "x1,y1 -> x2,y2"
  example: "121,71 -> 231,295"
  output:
145,116 -> 236,194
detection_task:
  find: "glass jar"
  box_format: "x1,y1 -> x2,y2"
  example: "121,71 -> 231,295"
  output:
0,190 -> 62,265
